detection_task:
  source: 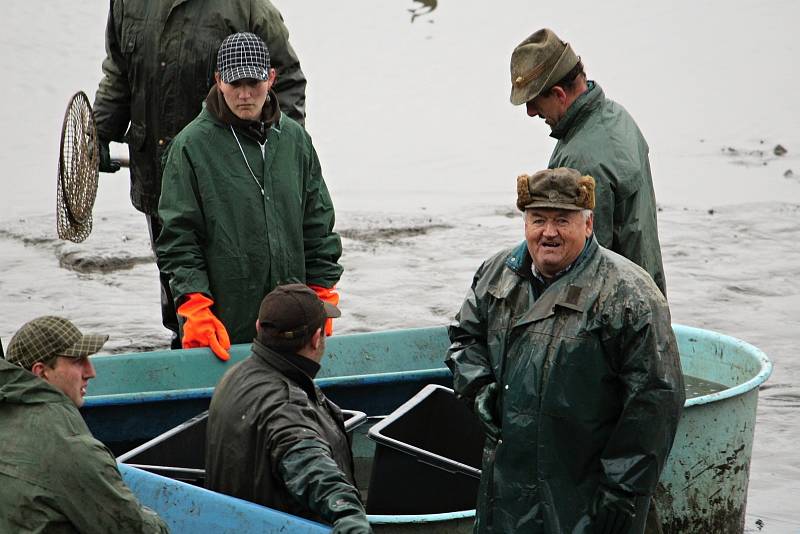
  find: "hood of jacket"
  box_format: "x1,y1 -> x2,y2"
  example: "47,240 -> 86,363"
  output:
205,85 -> 281,144
0,358 -> 69,406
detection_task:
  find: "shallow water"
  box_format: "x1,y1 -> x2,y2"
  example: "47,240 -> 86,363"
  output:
1,0 -> 799,531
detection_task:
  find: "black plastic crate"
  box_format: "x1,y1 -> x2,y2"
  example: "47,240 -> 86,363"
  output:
118,409 -> 367,486
365,384 -> 485,515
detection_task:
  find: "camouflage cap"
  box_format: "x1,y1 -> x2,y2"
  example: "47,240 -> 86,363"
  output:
510,28 -> 579,106
516,168 -> 596,212
5,316 -> 108,371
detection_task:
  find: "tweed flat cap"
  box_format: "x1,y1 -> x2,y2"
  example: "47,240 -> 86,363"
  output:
6,316 -> 108,370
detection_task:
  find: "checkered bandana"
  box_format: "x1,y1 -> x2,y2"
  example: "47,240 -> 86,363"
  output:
217,32 -> 271,84
5,316 -> 108,370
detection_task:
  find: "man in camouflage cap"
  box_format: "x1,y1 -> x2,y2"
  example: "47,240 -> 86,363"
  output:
0,316 -> 168,533
510,28 -> 668,297
206,284 -> 371,532
446,168 -> 684,534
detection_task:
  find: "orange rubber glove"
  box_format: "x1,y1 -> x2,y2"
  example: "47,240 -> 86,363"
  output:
177,293 -> 231,361
308,284 -> 339,336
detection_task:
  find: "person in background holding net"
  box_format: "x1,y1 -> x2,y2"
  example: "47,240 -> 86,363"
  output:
92,0 -> 308,348
156,33 -> 342,361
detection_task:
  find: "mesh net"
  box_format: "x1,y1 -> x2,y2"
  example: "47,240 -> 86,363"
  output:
57,91 -> 99,243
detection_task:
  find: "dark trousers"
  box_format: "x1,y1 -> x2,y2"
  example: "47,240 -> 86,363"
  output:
146,215 -> 182,350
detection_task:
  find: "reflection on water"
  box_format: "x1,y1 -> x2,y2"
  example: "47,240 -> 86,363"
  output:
684,374 -> 728,399
408,0 -> 437,23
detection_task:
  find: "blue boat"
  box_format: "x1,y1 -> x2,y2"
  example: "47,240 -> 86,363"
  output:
83,325 -> 770,533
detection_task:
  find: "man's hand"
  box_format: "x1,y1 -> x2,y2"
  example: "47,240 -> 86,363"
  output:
177,293 -> 231,361
308,284 -> 339,336
475,382 -> 501,441
98,140 -> 121,173
592,486 -> 636,534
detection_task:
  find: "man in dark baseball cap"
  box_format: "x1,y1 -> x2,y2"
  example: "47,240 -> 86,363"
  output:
0,317 -> 168,532
206,284 -> 369,533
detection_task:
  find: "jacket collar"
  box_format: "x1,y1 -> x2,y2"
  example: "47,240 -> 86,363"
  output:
549,81 -> 603,140
250,339 -> 321,402
501,237 -> 600,326
0,358 -> 72,405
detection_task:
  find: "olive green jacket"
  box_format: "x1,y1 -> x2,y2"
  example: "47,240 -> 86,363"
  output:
206,340 -> 370,532
156,106 -> 342,345
94,0 -> 306,215
446,238 -> 684,534
0,359 -> 168,533
549,82 -> 667,296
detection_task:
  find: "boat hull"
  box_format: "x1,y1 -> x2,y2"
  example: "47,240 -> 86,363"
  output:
86,325 -> 770,533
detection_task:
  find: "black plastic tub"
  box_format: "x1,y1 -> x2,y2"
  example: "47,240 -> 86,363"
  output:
117,409 -> 368,486
365,384 -> 485,515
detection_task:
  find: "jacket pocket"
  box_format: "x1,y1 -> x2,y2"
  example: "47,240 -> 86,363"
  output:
127,121 -> 146,153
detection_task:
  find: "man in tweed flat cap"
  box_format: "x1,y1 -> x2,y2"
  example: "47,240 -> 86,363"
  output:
157,32 -> 342,361
446,169 -> 683,534
510,28 -> 667,297
0,316 -> 168,533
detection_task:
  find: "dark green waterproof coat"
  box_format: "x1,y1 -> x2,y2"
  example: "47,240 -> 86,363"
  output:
155,106 -> 342,345
94,0 -> 307,215
0,359 -> 168,533
549,82 -> 667,297
206,340 -> 369,531
446,238 -> 684,534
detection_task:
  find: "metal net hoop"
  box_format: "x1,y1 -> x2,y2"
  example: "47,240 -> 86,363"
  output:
57,91 -> 99,242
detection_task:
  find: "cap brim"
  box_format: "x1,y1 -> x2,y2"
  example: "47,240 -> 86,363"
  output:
523,202 -> 583,211
323,301 -> 341,319
222,66 -> 270,84
61,334 -> 109,358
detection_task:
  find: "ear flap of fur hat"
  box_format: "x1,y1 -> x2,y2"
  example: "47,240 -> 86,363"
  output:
577,175 -> 595,210
516,174 -> 533,212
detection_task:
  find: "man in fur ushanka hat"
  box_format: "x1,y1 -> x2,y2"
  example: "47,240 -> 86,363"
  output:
446,168 -> 684,534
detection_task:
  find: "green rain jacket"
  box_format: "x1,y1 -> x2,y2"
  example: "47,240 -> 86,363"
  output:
155,103 -> 342,345
206,340 -> 370,532
549,82 -> 667,297
446,238 -> 684,534
0,359 -> 168,533
94,0 -> 307,215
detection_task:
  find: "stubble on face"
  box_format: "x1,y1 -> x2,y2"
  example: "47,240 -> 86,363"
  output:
42,356 -> 96,408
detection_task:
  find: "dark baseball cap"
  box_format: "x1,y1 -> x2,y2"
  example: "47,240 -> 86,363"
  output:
216,32 -> 271,84
258,284 -> 341,347
6,316 -> 108,371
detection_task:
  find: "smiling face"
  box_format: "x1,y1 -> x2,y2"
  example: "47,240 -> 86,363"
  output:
34,356 -> 96,408
525,208 -> 593,278
215,69 -> 276,121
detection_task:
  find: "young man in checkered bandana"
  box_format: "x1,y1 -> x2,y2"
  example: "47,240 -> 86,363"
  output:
0,316 -> 168,533
93,0 -> 308,351
156,32 -> 342,361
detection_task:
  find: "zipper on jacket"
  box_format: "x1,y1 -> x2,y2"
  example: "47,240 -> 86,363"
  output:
230,126 -> 265,196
